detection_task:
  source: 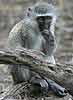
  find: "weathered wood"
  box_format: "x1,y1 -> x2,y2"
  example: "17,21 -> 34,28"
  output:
0,48 -> 73,96
0,82 -> 72,100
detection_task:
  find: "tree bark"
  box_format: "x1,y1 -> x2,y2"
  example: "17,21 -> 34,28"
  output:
0,82 -> 72,100
0,48 -> 73,97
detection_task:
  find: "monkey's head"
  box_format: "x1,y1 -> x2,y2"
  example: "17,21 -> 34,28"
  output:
36,16 -> 52,32
28,2 -> 57,34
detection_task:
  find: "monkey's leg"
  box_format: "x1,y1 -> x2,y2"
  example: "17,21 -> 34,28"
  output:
8,65 -> 31,84
8,65 -> 49,95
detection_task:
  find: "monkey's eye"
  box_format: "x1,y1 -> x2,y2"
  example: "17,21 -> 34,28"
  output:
45,16 -> 52,20
45,16 -> 52,22
36,16 -> 52,23
36,17 -> 44,23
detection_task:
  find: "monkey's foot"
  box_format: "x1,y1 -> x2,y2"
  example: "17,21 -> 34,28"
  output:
30,76 -> 67,97
43,77 -> 67,97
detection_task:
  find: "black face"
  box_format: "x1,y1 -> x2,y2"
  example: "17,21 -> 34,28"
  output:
36,16 -> 52,32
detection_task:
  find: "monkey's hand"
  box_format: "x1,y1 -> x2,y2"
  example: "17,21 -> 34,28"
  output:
30,76 -> 67,97
41,29 -> 56,56
41,29 -> 50,41
41,29 -> 55,42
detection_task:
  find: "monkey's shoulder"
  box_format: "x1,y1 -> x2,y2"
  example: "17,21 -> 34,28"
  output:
9,18 -> 39,39
21,18 -> 39,37
22,18 -> 38,30
10,20 -> 24,34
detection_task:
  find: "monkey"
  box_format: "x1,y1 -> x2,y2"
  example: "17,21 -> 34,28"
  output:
5,2 -> 57,85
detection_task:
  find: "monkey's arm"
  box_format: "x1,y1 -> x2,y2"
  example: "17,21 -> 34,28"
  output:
5,21 -> 27,51
41,31 -> 56,64
42,31 -> 56,56
47,32 -> 56,56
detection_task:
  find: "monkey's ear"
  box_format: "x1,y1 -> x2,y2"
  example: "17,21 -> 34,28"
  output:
28,7 -> 32,11
27,7 -> 32,17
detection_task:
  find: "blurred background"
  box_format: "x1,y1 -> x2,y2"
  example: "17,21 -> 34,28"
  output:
0,0 -> 73,64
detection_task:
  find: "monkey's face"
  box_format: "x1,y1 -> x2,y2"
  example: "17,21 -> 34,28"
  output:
36,16 -> 52,32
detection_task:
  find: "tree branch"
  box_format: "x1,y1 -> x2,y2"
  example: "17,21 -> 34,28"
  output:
0,48 -> 73,95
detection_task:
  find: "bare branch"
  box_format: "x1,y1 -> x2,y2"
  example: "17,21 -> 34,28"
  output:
0,48 -> 73,96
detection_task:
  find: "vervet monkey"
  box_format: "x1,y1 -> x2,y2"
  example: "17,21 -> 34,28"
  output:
6,2 -> 57,84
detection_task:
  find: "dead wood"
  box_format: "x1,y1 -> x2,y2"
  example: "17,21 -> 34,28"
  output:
0,48 -> 73,96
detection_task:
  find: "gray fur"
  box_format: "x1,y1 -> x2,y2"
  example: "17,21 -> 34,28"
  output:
6,3 -> 56,84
